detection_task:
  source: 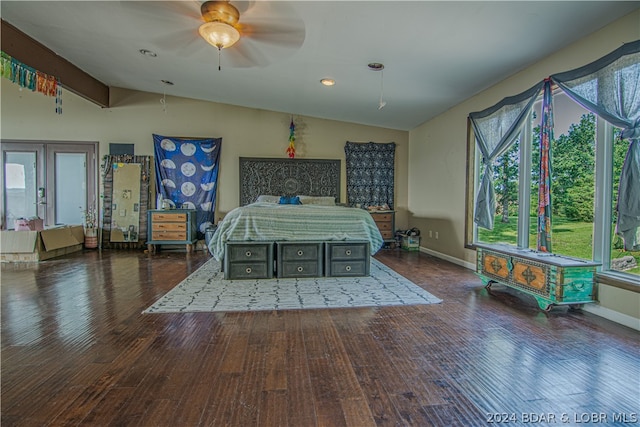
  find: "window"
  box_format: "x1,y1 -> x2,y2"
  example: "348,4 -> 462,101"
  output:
468,42 -> 640,287
476,136 -> 521,247
467,91 -> 639,285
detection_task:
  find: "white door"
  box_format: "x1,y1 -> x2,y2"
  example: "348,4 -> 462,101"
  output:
2,141 -> 97,229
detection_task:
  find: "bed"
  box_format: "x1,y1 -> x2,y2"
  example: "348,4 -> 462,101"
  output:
208,157 -> 384,277
209,201 -> 384,261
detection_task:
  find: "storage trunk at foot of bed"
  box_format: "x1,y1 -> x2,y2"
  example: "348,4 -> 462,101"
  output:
223,241 -> 370,280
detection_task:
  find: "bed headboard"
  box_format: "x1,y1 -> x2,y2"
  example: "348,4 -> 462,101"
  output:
239,157 -> 341,206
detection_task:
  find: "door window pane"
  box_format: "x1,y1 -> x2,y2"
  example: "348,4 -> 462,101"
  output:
4,152 -> 37,229
55,153 -> 86,225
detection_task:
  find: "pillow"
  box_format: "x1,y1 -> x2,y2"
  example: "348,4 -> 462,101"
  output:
255,195 -> 280,204
297,195 -> 336,206
279,196 -> 302,205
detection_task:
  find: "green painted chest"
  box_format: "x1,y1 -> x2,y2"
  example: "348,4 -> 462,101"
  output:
476,243 -> 599,311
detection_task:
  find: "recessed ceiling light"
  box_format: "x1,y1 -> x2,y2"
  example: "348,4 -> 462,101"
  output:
139,49 -> 157,57
320,78 -> 335,86
161,80 -> 174,86
368,62 -> 384,71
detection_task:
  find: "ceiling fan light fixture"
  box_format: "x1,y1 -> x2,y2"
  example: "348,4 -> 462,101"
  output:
199,21 -> 240,49
200,1 -> 240,26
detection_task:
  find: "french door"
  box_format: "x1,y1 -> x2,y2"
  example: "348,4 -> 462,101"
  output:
1,141 -> 97,230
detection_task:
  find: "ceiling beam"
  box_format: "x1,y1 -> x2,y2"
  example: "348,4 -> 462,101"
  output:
1,19 -> 109,108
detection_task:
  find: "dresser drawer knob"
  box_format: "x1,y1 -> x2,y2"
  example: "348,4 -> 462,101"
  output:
245,251 -> 252,257
245,267 -> 252,274
345,249 -> 352,256
345,265 -> 351,272
297,266 -> 304,272
297,250 -> 304,256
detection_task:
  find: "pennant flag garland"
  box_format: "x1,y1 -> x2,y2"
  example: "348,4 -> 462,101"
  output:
286,117 -> 296,158
1,51 -> 63,114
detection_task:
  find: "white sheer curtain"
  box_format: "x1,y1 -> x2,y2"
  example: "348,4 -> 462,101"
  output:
469,82 -> 543,230
551,40 -> 640,250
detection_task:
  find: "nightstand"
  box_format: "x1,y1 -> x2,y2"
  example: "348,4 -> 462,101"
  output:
369,210 -> 395,244
146,209 -> 197,252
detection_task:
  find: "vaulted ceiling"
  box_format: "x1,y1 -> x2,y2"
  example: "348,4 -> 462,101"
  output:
1,1 -> 638,130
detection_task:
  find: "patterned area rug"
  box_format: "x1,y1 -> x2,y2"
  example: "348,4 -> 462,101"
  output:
143,258 -> 442,313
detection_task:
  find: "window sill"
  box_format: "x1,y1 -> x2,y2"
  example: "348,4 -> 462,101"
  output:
596,272 -> 640,293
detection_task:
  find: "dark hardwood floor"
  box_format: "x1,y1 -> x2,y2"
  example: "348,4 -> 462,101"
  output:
2,248 -> 639,426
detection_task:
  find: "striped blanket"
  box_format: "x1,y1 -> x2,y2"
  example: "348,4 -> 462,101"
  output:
209,202 -> 384,261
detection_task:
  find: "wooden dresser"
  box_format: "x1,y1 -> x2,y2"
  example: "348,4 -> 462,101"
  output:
369,211 -> 395,244
146,209 -> 197,252
476,243 -> 599,311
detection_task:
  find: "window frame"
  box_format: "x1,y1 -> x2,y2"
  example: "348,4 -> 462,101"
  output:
465,109 -> 640,292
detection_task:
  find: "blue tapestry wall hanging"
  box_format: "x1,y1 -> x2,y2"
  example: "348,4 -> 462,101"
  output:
153,134 -> 222,238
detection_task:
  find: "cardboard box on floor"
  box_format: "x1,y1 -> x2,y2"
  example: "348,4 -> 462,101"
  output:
1,225 -> 85,262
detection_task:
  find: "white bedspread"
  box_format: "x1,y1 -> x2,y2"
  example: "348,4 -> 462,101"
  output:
208,203 -> 384,261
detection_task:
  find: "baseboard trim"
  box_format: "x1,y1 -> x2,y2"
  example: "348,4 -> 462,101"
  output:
582,304 -> 640,331
419,246 -> 475,270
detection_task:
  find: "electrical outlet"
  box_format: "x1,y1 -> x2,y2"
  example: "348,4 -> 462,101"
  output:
435,231 -> 439,239
429,230 -> 433,238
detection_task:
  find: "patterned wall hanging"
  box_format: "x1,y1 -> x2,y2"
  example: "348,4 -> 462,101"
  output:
345,141 -> 396,209
153,134 -> 222,238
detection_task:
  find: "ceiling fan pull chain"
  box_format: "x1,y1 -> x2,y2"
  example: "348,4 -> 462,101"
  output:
218,47 -> 222,71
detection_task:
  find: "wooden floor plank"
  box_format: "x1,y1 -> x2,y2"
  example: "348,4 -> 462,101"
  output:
263,331 -> 287,391
284,311 -> 318,427
1,249 -> 638,426
259,390 -> 289,427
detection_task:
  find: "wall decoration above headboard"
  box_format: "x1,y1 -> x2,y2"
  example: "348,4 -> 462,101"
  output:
239,157 -> 341,206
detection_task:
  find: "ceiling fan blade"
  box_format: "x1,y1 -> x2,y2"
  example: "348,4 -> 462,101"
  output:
223,38 -> 271,68
238,21 -> 306,49
152,29 -> 204,57
231,1 -> 256,16
119,0 -> 201,21
235,0 -> 306,48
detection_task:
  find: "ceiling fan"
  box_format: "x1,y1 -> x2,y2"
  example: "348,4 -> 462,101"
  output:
126,1 -> 306,69
198,1 -> 243,50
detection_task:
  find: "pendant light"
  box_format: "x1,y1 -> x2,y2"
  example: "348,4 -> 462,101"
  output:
368,62 -> 386,110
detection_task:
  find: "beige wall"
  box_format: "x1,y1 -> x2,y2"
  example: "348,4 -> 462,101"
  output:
408,10 -> 639,326
1,84 -> 409,227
